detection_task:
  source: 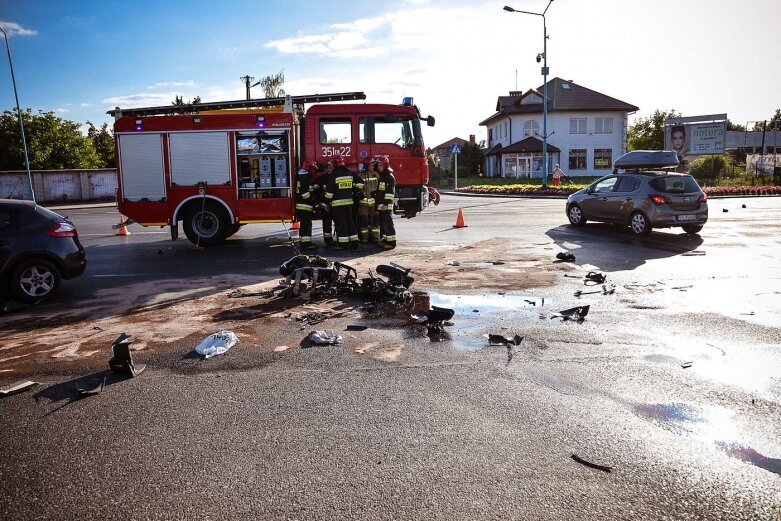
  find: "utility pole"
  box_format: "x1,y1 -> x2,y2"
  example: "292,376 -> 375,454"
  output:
1,25 -> 35,202
240,75 -> 261,100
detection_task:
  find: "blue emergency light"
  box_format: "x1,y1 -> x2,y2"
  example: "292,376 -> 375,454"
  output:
134,118 -> 143,131
256,115 -> 265,128
402,97 -> 413,106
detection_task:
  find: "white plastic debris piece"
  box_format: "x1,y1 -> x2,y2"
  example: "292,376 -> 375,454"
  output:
195,331 -> 239,358
0,380 -> 37,396
309,330 -> 343,345
446,260 -> 461,266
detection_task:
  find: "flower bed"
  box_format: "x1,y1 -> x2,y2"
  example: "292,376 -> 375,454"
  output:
702,185 -> 781,196
455,184 -> 781,197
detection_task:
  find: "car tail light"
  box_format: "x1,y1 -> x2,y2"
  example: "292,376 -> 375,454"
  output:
698,192 -> 708,203
45,222 -> 77,238
649,194 -> 670,205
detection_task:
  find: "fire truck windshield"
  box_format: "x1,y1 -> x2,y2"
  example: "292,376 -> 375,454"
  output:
373,116 -> 421,149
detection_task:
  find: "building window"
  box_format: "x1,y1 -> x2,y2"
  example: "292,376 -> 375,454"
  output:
523,120 -> 539,137
594,148 -> 612,169
570,118 -> 587,134
569,149 -> 587,170
595,117 -> 613,134
488,128 -> 493,142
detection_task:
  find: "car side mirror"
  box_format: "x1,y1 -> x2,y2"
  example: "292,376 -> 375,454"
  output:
426,115 -> 435,127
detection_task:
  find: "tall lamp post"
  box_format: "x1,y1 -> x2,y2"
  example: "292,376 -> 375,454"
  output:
504,1 -> 553,187
1,25 -> 35,202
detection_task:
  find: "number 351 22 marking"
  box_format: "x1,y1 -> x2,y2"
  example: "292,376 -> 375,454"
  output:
322,146 -> 351,157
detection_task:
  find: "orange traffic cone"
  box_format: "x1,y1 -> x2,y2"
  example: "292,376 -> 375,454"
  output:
116,214 -> 131,236
291,220 -> 300,230
453,207 -> 467,228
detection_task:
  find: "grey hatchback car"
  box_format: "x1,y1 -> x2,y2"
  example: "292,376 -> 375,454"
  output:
566,171 -> 708,237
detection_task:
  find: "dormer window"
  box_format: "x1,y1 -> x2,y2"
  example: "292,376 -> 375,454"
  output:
562,83 -> 571,90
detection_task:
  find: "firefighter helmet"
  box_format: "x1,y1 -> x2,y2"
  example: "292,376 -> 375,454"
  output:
332,154 -> 345,166
377,155 -> 390,167
302,159 -> 317,172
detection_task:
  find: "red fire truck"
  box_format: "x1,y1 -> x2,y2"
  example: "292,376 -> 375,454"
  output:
108,92 -> 436,245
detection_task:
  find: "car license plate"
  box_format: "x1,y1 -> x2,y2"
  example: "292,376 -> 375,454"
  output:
676,215 -> 697,221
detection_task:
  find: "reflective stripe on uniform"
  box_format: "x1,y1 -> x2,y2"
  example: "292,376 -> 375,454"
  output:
331,198 -> 353,207
384,193 -> 394,201
359,198 -> 375,206
301,192 -> 311,199
296,203 -> 313,211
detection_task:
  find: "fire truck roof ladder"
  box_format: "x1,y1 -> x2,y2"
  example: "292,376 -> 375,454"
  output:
107,92 -> 367,118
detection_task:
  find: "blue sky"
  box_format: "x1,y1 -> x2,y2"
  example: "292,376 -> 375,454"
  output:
2,0 -> 780,148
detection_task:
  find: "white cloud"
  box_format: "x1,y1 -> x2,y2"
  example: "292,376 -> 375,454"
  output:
0,21 -> 37,37
54,108 -> 70,113
103,92 -> 181,108
148,80 -> 196,89
80,102 -> 91,107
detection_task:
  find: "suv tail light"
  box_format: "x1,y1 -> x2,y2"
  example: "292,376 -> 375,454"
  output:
698,192 -> 708,203
45,222 -> 77,238
649,194 -> 670,205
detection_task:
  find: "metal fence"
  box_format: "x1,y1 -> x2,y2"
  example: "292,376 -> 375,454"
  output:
0,169 -> 117,202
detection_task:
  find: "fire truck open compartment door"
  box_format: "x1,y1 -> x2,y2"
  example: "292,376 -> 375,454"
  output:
169,132 -> 232,186
118,133 -> 166,201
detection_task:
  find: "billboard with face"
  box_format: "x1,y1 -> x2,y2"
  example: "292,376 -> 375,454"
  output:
665,120 -> 726,156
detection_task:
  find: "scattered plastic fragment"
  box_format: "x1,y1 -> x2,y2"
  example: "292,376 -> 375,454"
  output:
552,305 -> 590,321
194,331 -> 239,358
472,309 -> 479,313
487,334 -> 523,346
723,208 -> 728,213
681,361 -> 693,369
446,260 -> 461,266
308,330 -> 343,345
345,325 -> 368,331
0,380 -> 38,397
575,285 -> 615,297
108,333 -> 146,377
412,306 -> 455,336
571,454 -> 612,473
585,271 -> 607,284
76,376 -> 106,398
741,204 -> 746,209
296,311 -> 328,326
556,252 -> 576,262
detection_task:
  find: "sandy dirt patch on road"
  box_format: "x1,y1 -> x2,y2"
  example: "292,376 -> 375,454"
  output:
0,239 -> 572,375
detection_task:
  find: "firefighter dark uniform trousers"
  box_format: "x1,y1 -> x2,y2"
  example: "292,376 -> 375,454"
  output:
313,172 -> 333,244
325,162 -> 360,249
295,163 -> 317,250
377,167 -> 396,249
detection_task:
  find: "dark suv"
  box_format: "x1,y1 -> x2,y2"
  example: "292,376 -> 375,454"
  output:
565,151 -> 708,237
0,199 -> 86,303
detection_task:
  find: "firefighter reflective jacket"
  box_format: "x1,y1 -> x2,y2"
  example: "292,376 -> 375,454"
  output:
295,169 -> 314,212
325,165 -> 357,208
359,169 -> 379,209
377,169 -> 396,211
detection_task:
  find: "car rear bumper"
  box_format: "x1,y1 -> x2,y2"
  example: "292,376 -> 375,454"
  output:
647,206 -> 709,227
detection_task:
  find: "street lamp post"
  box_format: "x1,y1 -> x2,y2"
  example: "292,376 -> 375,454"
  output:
0,26 -> 35,202
504,1 -> 554,187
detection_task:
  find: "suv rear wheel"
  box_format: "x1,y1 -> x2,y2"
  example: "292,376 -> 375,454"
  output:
629,211 -> 652,237
11,258 -> 61,303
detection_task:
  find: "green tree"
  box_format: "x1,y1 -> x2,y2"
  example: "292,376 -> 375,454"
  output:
87,121 -> 115,168
627,109 -> 681,151
726,119 -> 746,132
689,154 -> 728,180
450,142 -> 483,176
259,71 -> 285,98
0,109 -> 100,170
172,95 -> 202,106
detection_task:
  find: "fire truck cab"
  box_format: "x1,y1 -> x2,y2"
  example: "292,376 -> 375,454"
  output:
109,93 -> 435,246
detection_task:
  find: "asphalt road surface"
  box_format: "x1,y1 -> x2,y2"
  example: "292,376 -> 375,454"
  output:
1,195 -> 780,520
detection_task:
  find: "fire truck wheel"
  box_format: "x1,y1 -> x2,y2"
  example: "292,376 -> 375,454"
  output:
226,223 -> 243,238
182,201 -> 230,246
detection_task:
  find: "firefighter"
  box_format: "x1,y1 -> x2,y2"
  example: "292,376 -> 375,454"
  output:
358,156 -> 380,244
312,161 -> 334,245
294,159 -> 319,251
324,154 -> 359,250
376,155 -> 396,249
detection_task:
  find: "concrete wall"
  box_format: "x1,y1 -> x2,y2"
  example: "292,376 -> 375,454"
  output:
0,169 -> 117,202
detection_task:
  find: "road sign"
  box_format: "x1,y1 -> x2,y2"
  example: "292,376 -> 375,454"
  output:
450,143 -> 461,155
